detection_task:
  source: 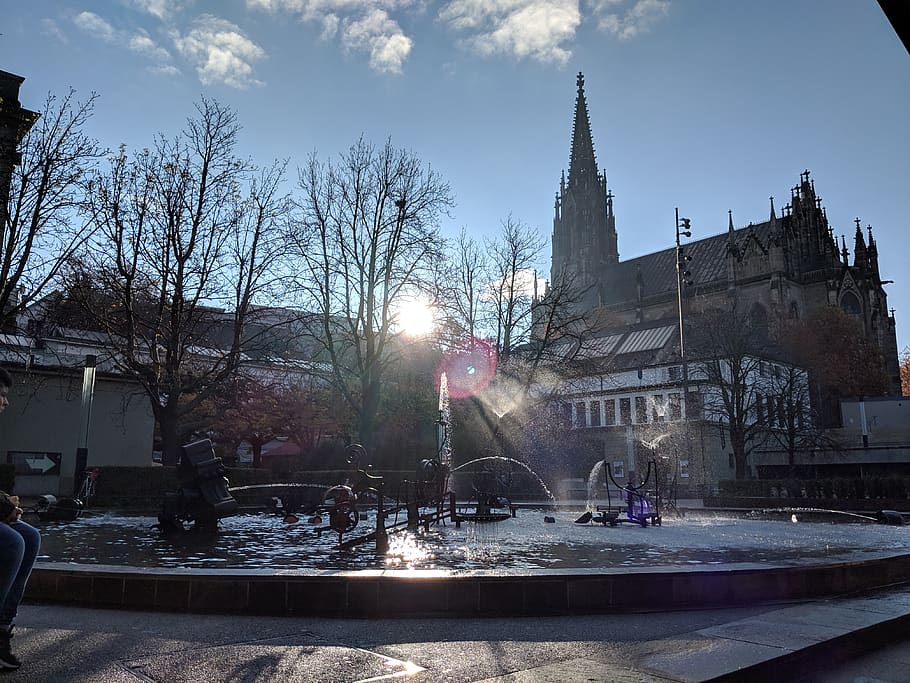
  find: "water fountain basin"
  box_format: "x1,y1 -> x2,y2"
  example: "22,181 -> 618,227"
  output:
26,510 -> 910,617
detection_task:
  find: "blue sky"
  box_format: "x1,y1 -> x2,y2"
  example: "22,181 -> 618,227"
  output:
2,1 -> 909,351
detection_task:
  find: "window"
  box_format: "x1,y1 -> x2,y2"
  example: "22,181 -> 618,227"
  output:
755,393 -> 764,424
669,393 -> 682,421
612,461 -> 625,478
575,402 -> 587,428
604,399 -> 616,426
796,400 -> 805,431
766,395 -> 776,426
635,396 -> 647,423
686,391 -> 702,419
728,453 -> 735,469
777,396 -> 786,428
841,291 -> 861,317
590,400 -> 601,427
679,459 -> 689,478
620,398 -> 632,425
652,394 -> 664,422
561,403 -> 572,427
668,365 -> 681,381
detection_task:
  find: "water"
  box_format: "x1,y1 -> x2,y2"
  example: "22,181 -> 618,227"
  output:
33,510 -> 909,571
452,456 -> 555,501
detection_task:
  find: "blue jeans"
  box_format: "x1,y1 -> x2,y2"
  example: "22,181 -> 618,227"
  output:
0,521 -> 40,626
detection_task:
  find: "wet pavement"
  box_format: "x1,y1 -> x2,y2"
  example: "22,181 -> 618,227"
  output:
5,584 -> 910,682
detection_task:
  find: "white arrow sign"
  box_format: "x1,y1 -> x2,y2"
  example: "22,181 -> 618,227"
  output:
25,455 -> 57,473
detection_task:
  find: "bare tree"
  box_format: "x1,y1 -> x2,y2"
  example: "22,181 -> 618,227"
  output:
688,299 -> 772,480
760,362 -> 835,472
2,89 -> 102,329
289,137 -> 453,452
485,214 -> 544,365
73,99 -> 289,464
443,217 -> 595,464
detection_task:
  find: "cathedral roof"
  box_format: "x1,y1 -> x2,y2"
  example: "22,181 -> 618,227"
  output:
599,220 -> 776,304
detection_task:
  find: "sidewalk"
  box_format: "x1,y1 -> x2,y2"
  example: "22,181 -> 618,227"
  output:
5,584 -> 910,682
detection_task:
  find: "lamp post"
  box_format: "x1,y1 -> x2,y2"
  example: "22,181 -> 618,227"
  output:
74,354 -> 97,496
675,208 -> 692,379
675,209 -> 697,494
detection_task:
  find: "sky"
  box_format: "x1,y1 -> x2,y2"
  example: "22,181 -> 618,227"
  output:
2,1 -> 909,351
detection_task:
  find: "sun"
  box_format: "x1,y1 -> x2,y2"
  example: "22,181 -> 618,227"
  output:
396,298 -> 435,337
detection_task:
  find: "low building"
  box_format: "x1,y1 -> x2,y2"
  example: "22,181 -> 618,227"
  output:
0,332 -> 155,496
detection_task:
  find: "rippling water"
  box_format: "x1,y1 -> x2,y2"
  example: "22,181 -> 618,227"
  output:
33,510 -> 910,571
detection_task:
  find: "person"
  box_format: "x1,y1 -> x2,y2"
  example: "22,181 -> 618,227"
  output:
0,367 -> 40,670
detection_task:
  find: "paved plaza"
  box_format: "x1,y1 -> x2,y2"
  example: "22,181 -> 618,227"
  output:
4,585 -> 910,682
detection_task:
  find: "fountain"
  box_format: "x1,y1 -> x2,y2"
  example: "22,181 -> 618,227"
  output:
21,373 -> 910,617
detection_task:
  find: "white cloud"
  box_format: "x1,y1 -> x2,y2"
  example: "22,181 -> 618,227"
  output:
246,0 -> 417,73
439,0 -> 581,64
150,64 -> 182,77
341,8 -> 412,73
130,0 -> 187,20
41,18 -> 68,43
172,15 -> 267,88
588,0 -> 669,40
130,31 -> 172,61
73,10 -> 174,64
74,11 -> 117,43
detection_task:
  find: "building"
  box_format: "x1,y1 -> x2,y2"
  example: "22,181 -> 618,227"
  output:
541,73 -> 901,494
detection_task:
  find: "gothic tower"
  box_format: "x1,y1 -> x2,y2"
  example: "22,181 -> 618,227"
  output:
551,73 -> 617,308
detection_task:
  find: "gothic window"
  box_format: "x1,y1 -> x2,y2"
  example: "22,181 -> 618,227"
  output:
841,291 -> 862,317
755,393 -> 764,424
789,302 -> 799,320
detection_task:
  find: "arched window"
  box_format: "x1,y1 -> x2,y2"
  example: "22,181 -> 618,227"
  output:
841,291 -> 862,317
789,302 -> 799,320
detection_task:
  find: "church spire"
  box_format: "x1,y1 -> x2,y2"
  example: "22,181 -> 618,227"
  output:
551,72 -> 618,306
568,72 -> 598,188
853,217 -> 868,269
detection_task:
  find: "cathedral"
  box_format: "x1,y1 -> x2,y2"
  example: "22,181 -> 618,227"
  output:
538,73 -> 902,495
550,72 -> 900,394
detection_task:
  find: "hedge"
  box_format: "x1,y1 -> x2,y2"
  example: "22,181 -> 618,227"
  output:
717,477 -> 910,501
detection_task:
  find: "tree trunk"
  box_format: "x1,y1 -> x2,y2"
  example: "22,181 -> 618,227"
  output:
158,408 -> 183,467
252,440 -> 264,469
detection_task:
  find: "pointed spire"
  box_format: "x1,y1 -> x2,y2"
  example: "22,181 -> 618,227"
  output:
841,235 -> 849,263
853,218 -> 867,256
769,196 -> 777,221
728,210 -> 735,235
567,72 -> 598,187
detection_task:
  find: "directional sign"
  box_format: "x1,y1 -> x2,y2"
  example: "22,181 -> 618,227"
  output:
10,451 -> 62,476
